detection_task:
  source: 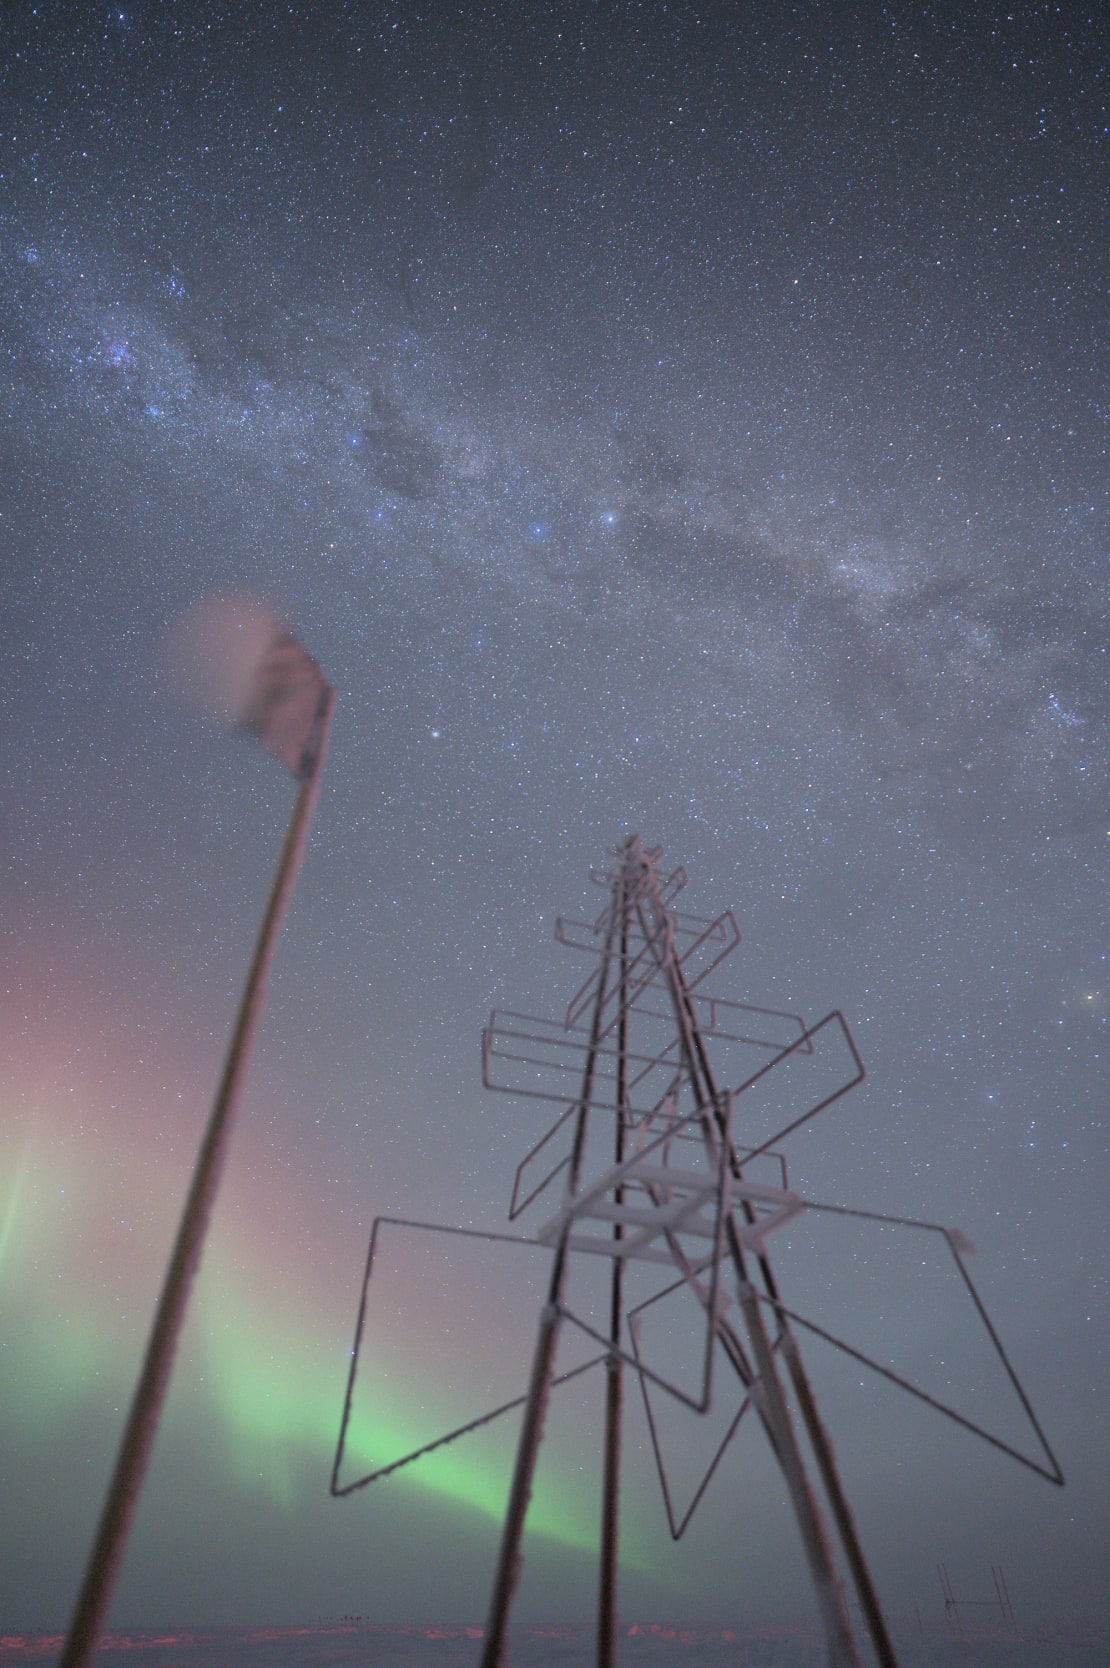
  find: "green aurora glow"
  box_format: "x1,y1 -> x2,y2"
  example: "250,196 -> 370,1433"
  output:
1,1130 -> 634,1563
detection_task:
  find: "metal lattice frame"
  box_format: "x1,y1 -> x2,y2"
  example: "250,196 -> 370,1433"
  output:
332,837 -> 1062,1668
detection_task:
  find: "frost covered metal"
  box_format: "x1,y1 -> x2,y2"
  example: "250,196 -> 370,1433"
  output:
333,836 -> 1062,1668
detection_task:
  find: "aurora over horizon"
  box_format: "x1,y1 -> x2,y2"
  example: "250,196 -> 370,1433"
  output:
1,0 -> 1108,1650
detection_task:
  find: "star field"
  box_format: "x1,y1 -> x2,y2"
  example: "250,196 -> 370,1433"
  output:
1,0 -> 1107,1640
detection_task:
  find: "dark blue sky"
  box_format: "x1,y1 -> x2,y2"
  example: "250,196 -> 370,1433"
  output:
1,0 -> 1106,1640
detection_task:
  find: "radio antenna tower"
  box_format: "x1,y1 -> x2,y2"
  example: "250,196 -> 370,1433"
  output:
938,1563 -> 1017,1636
333,836 -> 1062,1668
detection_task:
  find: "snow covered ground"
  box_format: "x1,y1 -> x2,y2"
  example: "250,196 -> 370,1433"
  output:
1,1626 -> 1105,1668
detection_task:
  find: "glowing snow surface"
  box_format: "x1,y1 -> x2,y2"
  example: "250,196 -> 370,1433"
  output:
1,1626 -> 1105,1668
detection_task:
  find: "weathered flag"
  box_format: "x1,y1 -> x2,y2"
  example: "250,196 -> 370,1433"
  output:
237,622 -> 331,778
166,594 -> 332,778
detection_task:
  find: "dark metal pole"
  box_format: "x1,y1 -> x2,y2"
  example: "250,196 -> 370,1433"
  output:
633,841 -> 862,1668
735,1281 -> 860,1668
480,905 -> 619,1668
478,1243 -> 571,1668
58,689 -> 335,1668
597,864 -> 631,1668
780,1331 -> 900,1668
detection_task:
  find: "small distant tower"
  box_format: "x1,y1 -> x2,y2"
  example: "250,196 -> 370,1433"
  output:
938,1563 -> 1017,1637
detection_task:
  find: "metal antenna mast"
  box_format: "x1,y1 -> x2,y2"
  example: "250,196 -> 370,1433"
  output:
332,836 -> 1062,1668
478,836 -> 869,1668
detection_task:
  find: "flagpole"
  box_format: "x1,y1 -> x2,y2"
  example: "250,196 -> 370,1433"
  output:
59,685 -> 335,1668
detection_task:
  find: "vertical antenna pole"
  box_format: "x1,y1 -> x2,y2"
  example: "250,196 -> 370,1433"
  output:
481,905 -> 619,1668
780,1331 -> 899,1668
59,691 -> 335,1668
993,1565 -> 1015,1632
597,860 -> 631,1668
633,840 -> 862,1668
736,1281 -> 861,1668
478,1244 -> 571,1668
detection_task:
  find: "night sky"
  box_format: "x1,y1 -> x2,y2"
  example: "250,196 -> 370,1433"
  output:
2,0 -> 1107,1642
